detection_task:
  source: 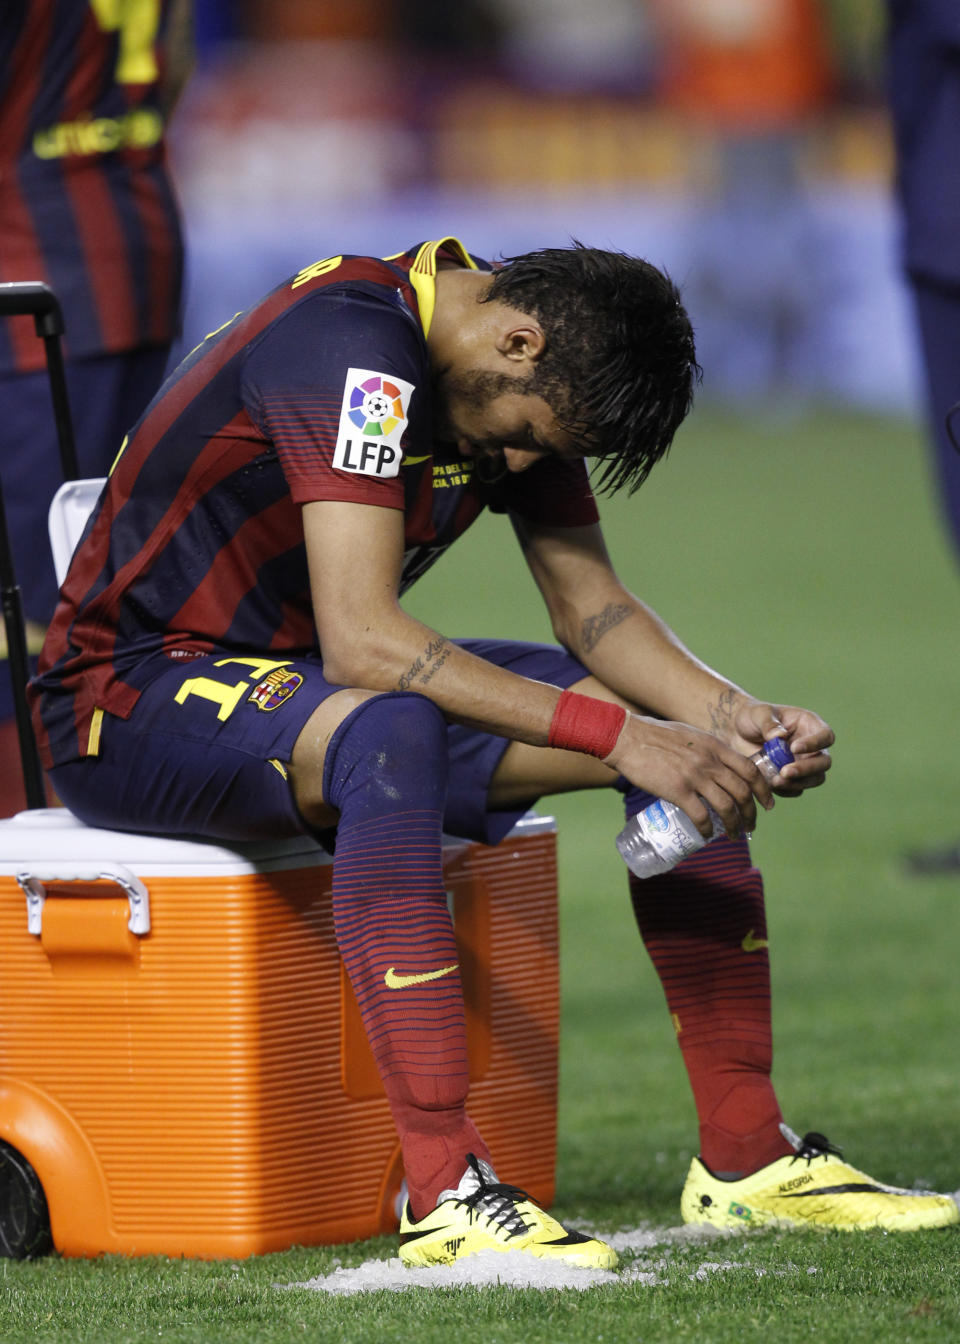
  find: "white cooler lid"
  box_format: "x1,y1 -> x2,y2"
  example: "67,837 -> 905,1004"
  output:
0,808 -> 554,877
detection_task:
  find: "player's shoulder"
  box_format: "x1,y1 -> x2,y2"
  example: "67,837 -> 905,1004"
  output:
281,252 -> 418,310
248,254 -> 421,348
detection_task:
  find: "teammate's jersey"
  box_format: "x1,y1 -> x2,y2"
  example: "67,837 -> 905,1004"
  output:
29,238 -> 600,767
0,0 -> 183,373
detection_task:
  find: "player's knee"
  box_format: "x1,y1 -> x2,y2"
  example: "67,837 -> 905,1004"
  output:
323,691 -> 449,816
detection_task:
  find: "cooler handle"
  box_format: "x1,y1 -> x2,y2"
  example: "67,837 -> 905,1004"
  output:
16,864 -> 151,936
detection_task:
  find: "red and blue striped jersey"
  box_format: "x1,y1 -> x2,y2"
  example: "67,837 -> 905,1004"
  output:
0,0 -> 184,373
29,239 -> 599,766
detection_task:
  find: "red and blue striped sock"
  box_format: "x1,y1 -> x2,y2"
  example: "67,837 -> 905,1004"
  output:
324,693 -> 488,1218
621,789 -> 791,1176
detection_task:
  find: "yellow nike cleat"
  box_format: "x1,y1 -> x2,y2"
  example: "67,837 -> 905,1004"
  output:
399,1154 -> 618,1269
681,1125 -> 960,1232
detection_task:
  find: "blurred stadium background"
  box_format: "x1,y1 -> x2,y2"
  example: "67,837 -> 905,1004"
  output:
172,0 -> 917,416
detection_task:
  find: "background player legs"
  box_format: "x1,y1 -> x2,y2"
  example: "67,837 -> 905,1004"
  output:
901,278 -> 960,873
912,279 -> 960,570
0,347 -> 170,629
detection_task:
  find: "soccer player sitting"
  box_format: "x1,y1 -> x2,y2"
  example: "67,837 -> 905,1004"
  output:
29,239 -> 959,1267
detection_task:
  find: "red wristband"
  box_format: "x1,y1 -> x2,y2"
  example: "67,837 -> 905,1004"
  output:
547,689 -> 628,759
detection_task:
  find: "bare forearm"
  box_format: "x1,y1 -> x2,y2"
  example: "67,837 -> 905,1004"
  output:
516,517 -> 755,737
323,606 -> 562,744
563,585 -> 833,804
561,587 -> 754,735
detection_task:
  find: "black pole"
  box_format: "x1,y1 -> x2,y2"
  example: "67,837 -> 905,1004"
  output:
0,282 -> 79,481
40,333 -> 79,482
0,480 -> 46,809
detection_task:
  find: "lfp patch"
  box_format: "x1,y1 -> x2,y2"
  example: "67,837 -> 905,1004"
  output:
248,668 -> 303,712
333,368 -> 415,479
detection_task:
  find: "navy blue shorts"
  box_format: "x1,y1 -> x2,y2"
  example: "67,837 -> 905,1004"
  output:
49,639 -> 591,846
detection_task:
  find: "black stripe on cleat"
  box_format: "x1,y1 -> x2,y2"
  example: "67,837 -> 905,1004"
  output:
399,1224 -> 453,1244
783,1183 -> 888,1198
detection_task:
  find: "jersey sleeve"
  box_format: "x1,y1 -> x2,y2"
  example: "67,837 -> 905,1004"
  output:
491,456 -> 600,527
239,288 -> 427,508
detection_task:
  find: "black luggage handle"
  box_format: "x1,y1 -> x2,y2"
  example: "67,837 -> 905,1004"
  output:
0,280 -> 64,331
0,282 -> 78,481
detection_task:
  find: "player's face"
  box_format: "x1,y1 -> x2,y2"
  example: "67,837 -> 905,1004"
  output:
435,370 -> 584,475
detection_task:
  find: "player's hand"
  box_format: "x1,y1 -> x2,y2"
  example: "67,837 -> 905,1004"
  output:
605,716 -> 775,839
726,700 -> 834,797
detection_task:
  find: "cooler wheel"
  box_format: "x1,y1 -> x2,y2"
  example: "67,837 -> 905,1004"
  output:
0,1140 -> 52,1258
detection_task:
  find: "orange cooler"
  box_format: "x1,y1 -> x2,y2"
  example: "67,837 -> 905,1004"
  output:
0,809 -> 559,1258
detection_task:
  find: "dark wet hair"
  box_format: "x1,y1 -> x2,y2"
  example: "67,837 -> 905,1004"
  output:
482,243 -> 700,493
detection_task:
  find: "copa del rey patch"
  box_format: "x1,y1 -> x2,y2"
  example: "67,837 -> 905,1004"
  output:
333,368 -> 415,479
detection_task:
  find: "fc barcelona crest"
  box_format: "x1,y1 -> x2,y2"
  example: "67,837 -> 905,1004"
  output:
248,669 -> 303,711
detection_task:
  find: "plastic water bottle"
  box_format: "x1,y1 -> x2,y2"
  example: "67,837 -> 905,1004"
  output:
616,738 -> 795,878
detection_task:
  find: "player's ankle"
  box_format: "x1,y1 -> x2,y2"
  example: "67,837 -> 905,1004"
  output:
699,1121 -> 793,1178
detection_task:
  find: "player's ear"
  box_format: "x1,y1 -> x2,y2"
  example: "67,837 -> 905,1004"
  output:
496,321 -> 546,366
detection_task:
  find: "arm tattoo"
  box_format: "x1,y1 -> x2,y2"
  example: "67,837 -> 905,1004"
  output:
396,636 -> 451,692
707,686 -> 740,737
418,644 -> 451,686
580,602 -> 631,654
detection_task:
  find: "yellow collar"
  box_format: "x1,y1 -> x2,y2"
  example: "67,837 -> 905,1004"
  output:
404,236 -> 479,337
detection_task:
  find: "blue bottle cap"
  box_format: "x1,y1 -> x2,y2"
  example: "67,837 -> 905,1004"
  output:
764,737 -> 794,770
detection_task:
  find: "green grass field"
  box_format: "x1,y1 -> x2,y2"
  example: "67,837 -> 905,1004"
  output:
4,407 -> 960,1342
